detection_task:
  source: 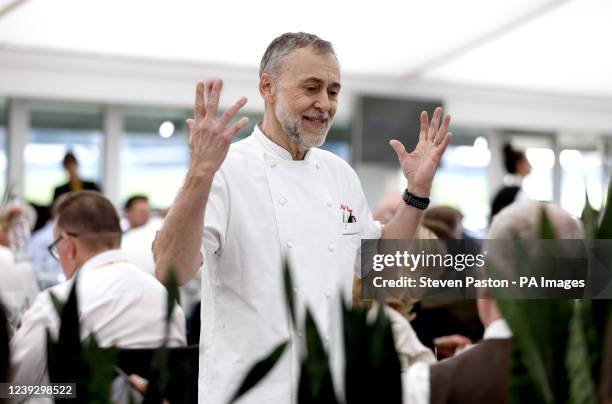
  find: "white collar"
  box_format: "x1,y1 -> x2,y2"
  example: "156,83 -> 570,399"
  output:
253,124 -> 313,161
502,174 -> 524,187
483,319 -> 513,340
80,249 -> 128,272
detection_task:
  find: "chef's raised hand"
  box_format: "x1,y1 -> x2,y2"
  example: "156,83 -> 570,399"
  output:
389,107 -> 452,197
186,79 -> 249,177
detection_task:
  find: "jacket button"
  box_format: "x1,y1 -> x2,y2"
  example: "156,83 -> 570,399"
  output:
327,201 -> 333,207
325,289 -> 332,298
279,197 -> 287,205
297,332 -> 303,339
287,241 -> 294,249
328,243 -> 335,252
269,161 -> 276,168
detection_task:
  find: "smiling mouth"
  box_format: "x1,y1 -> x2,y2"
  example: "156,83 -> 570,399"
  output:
302,116 -> 328,127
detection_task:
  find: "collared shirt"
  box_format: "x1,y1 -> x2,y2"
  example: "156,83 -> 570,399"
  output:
10,249 -> 186,386
402,319 -> 513,404
199,126 -> 381,403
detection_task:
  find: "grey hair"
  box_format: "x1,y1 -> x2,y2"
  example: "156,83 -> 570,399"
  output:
259,32 -> 337,78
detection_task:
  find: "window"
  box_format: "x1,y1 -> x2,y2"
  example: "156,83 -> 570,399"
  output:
25,101 -> 103,205
558,134 -> 607,216
430,129 -> 491,236
120,107 -> 192,209
509,134 -> 555,202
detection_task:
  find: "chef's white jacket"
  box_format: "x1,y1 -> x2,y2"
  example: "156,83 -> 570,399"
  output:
10,249 -> 186,386
199,126 -> 382,403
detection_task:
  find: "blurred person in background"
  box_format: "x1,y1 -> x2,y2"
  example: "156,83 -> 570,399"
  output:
122,195 -> 151,232
10,191 -> 186,387
153,31 -> 452,403
52,152 -> 101,202
490,143 -> 531,220
403,199 -> 583,404
423,206 -> 463,239
0,206 -> 40,333
28,200 -> 65,290
373,190 -> 403,224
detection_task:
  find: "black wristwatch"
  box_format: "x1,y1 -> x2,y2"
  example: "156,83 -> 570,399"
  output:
403,189 -> 430,210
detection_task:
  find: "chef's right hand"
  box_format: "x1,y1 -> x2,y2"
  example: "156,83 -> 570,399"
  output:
187,79 -> 249,177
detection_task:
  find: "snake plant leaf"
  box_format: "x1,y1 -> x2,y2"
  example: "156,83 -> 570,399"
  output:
566,302 -> 598,404
581,192 -> 598,240
298,308 -> 338,403
597,177 -> 612,239
83,335 -> 119,403
539,205 -> 557,240
283,258 -> 297,329
600,314 -> 612,402
343,301 -> 401,403
498,299 -> 554,404
228,342 -> 288,403
165,267 -> 180,325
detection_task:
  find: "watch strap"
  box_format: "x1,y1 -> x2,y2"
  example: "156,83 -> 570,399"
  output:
403,189 -> 430,210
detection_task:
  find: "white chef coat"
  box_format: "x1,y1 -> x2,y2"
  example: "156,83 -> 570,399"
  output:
10,249 -> 186,387
199,126 -> 382,403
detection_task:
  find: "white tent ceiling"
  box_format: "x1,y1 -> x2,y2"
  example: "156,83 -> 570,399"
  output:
0,0 -> 610,98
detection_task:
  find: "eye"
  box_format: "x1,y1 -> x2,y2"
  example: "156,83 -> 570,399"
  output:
306,86 -> 317,92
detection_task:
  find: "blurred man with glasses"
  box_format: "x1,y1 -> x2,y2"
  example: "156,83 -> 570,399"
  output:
10,191 -> 186,387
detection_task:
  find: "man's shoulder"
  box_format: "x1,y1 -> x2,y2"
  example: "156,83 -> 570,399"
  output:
227,135 -> 258,158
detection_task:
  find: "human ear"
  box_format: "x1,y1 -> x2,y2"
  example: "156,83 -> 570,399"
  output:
259,73 -> 276,105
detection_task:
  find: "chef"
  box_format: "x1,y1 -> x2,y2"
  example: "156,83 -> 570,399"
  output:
153,32 -> 452,403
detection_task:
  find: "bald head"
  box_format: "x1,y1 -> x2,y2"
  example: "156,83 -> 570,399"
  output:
489,200 -> 583,240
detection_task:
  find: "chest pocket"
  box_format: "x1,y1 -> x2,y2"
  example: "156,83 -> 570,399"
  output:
341,222 -> 359,236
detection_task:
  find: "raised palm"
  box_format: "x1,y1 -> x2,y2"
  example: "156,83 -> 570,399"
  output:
389,107 -> 452,197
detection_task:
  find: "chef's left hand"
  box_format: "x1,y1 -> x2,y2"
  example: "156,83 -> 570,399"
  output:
389,107 -> 452,197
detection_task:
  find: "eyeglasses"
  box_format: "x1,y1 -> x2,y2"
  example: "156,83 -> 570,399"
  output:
47,232 -> 78,260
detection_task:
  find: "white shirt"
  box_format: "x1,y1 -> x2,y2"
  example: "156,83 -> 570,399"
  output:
121,217 -> 164,276
199,126 -> 381,403
122,217 -> 202,314
402,319 -> 512,404
10,249 -> 186,386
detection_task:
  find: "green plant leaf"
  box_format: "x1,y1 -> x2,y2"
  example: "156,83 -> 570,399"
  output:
228,342 -> 288,403
283,259 -> 297,329
566,302 -> 598,404
49,291 -> 65,316
165,267 -> 180,325
597,177 -> 612,239
298,309 -> 338,403
343,301 -> 402,404
498,300 -> 555,404
539,205 -> 557,240
82,334 -> 119,403
581,192 -> 598,240
600,312 -> 612,402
